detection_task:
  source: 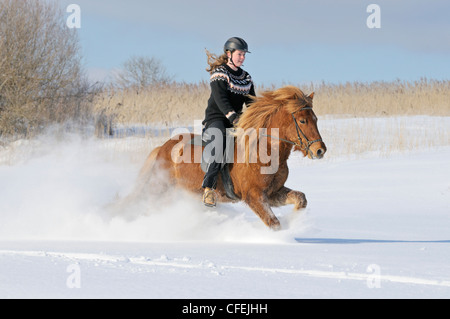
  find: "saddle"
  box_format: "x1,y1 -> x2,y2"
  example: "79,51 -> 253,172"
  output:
189,135 -> 239,201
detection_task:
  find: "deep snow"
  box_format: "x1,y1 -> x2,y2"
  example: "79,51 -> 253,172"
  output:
0,117 -> 449,299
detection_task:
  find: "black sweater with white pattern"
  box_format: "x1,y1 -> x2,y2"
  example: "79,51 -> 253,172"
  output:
202,64 -> 255,128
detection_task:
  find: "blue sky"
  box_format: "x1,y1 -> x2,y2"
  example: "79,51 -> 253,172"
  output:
59,0 -> 450,85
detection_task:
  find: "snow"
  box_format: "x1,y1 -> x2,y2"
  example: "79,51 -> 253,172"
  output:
0,117 -> 449,299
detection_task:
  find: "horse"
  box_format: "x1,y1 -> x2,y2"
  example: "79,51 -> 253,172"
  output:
134,86 -> 326,230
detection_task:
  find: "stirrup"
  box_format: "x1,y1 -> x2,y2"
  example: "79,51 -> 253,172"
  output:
203,188 -> 217,208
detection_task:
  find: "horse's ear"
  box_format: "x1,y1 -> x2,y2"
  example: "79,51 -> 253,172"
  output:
308,92 -> 315,100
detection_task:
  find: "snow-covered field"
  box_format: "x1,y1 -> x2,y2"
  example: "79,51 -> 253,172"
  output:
0,116 -> 449,299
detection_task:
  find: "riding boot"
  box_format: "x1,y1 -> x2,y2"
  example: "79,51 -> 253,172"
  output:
203,187 -> 217,208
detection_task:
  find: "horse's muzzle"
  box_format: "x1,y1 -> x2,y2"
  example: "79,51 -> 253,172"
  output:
309,142 -> 327,159
316,147 -> 326,158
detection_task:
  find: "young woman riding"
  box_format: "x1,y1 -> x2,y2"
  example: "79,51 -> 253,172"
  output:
202,37 -> 256,207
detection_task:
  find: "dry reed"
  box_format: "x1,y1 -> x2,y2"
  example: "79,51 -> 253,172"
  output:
93,79 -> 450,128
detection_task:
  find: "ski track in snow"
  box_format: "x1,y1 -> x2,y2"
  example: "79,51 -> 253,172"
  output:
1,249 -> 450,289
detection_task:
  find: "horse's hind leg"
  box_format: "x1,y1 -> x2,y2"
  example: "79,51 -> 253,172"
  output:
245,189 -> 281,230
269,187 -> 307,211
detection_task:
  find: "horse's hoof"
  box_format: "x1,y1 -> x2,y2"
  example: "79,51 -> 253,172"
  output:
270,222 -> 282,231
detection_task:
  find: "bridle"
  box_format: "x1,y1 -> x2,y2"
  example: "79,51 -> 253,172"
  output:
262,106 -> 323,156
291,106 -> 323,153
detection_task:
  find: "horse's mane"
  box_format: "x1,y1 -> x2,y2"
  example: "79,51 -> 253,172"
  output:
236,86 -> 312,130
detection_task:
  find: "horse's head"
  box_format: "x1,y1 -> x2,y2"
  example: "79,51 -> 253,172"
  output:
272,86 -> 327,159
238,86 -> 326,159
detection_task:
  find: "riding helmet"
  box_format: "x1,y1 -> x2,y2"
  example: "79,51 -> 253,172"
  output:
224,37 -> 250,53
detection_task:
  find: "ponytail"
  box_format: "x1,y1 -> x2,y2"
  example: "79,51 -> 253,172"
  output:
205,49 -> 229,74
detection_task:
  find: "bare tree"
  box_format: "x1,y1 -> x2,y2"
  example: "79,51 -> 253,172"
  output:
115,56 -> 173,89
0,0 -> 90,137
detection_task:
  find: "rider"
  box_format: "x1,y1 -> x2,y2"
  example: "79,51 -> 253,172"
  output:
202,37 -> 255,207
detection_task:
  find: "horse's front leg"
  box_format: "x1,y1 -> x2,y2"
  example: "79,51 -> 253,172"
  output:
269,186 -> 307,211
245,189 -> 281,230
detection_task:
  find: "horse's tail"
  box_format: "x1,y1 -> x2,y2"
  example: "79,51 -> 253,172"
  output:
106,146 -> 162,217
133,146 -> 162,197
120,146 -> 162,201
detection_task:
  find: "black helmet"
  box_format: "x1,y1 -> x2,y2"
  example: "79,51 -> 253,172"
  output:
224,37 -> 250,53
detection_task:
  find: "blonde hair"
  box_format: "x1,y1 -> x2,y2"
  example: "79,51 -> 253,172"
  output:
205,49 -> 229,74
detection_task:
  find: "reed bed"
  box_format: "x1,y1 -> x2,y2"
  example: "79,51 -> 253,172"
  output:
93,79 -> 450,128
308,79 -> 450,117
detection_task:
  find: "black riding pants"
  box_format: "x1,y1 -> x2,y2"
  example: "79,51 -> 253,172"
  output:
201,120 -> 230,189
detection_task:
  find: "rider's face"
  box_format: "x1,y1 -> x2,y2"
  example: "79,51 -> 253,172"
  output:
228,50 -> 246,68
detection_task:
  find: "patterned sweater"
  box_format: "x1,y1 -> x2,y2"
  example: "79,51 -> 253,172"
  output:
202,64 -> 255,128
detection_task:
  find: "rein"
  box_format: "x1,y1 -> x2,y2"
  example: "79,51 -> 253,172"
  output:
262,106 -> 323,156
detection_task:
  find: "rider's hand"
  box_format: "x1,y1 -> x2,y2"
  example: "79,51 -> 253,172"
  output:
226,111 -> 239,126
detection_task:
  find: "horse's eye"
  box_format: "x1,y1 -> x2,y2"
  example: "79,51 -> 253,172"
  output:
299,119 -> 306,124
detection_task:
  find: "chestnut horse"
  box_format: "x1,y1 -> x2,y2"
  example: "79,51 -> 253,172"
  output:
135,86 -> 326,230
